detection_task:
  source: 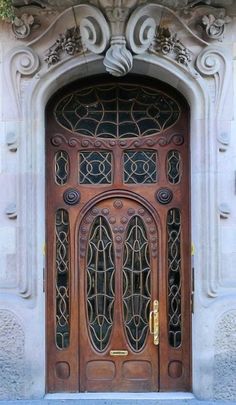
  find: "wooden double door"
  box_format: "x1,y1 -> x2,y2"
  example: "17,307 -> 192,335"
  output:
46,76 -> 191,392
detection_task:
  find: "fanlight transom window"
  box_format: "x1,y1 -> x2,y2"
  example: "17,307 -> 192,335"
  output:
54,84 -> 180,139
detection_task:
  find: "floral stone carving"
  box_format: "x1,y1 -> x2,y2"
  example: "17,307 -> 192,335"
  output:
12,14 -> 35,39
45,27 -> 83,67
202,12 -> 231,40
151,28 -> 192,66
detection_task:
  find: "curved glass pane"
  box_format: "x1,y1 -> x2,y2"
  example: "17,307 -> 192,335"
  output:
167,150 -> 182,184
54,84 -> 180,138
122,216 -> 151,352
86,216 -> 115,352
55,150 -> 69,185
55,209 -> 70,349
167,208 -> 182,348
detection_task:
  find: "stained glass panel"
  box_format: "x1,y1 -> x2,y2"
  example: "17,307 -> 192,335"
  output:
123,216 -> 151,352
124,151 -> 157,184
55,151 -> 69,185
54,84 -> 180,138
79,151 -> 112,184
167,150 -> 182,184
55,209 -> 70,349
167,208 -> 181,348
86,216 -> 115,352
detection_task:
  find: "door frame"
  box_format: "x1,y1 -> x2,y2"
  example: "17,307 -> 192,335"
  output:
45,74 -> 191,392
12,50 -> 221,398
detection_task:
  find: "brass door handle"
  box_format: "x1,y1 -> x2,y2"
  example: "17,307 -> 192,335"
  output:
149,300 -> 159,346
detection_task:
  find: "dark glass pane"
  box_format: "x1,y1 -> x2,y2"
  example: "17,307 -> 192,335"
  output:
124,151 -> 157,184
167,208 -> 182,348
123,216 -> 151,352
167,150 -> 182,184
54,83 -> 180,138
79,151 -> 112,184
55,209 -> 70,349
55,151 -> 69,185
86,216 -> 115,352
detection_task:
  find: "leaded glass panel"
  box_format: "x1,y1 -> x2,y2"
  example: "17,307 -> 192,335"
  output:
124,151 -> 157,184
55,209 -> 70,349
167,208 -> 181,348
86,216 -> 115,352
54,84 -> 180,138
123,216 -> 151,352
167,150 -> 182,184
55,151 -> 69,185
79,151 -> 112,184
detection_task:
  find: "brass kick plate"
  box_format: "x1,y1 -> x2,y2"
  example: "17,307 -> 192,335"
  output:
110,350 -> 128,356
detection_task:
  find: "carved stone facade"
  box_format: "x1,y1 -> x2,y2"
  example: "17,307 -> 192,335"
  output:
0,0 -> 235,400
214,311 -> 236,400
0,310 -> 25,399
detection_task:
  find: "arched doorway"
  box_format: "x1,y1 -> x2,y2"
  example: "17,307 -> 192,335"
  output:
45,75 -> 191,392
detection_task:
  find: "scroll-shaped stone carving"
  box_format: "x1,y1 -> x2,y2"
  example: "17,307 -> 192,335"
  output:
196,46 -> 230,111
126,3 -> 192,67
6,46 -> 40,112
214,311 -> 236,400
44,4 -> 110,67
0,310 -> 25,399
80,15 -> 110,54
126,13 -> 156,54
103,36 -> 133,77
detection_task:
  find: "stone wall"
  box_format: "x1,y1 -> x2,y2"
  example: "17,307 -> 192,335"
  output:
0,310 -> 25,399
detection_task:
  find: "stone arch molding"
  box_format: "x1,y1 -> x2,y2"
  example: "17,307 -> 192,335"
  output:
4,1 -> 233,300
7,2 -> 231,122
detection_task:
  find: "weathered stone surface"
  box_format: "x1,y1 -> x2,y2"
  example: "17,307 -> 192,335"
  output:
214,310 -> 236,400
0,310 -> 25,399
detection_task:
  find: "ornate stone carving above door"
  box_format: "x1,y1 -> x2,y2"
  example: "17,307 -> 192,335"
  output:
4,0 -> 234,301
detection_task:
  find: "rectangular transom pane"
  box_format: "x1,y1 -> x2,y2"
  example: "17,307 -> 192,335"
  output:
124,150 -> 157,184
79,151 -> 112,184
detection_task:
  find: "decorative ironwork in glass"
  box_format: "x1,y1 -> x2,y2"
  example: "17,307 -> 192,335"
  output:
79,151 -> 112,184
54,84 -> 180,138
167,150 -> 182,184
55,151 -> 69,185
55,209 -> 70,349
86,216 -> 115,352
167,208 -> 182,348
123,216 -> 151,352
124,151 -> 157,184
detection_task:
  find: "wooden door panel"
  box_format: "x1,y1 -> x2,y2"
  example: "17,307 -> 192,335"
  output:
78,198 -> 159,391
46,75 -> 191,393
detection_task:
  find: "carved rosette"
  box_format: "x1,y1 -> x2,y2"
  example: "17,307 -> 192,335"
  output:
202,13 -> 231,40
12,14 -> 35,39
103,36 -> 133,77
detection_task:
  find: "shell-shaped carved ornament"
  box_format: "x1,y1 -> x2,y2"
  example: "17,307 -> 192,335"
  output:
103,36 -> 133,77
